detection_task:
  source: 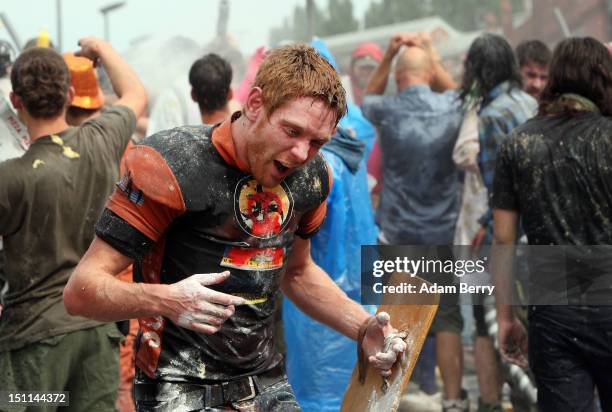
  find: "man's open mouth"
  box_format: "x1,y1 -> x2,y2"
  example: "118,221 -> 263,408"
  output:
274,160 -> 289,174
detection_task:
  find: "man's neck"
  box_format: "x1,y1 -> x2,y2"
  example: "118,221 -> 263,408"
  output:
25,114 -> 70,141
229,112 -> 250,169
201,107 -> 231,125
397,76 -> 430,93
67,110 -> 101,127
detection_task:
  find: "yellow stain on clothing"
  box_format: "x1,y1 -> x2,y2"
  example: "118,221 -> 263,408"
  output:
243,297 -> 267,305
234,293 -> 268,305
32,159 -> 45,169
50,134 -> 80,159
62,146 -> 80,159
50,134 -> 64,146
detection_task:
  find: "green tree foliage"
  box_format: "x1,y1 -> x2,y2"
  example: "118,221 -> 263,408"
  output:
323,0 -> 360,35
364,0 -> 525,31
269,0 -> 525,46
364,0 -> 429,28
269,0 -> 359,46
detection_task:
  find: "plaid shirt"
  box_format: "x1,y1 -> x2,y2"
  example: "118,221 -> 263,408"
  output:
477,82 -> 537,231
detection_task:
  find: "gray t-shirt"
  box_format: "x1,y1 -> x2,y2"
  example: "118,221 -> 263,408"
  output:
0,105 -> 136,351
362,85 -> 463,244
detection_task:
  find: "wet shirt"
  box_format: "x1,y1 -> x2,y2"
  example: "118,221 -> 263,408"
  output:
0,106 -> 136,351
476,82 -> 537,230
492,105 -> 612,245
362,85 -> 463,244
95,114 -> 330,382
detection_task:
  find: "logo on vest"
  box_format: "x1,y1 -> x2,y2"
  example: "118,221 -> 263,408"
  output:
233,176 -> 293,239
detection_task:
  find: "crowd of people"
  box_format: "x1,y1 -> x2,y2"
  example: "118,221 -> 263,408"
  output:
0,22 -> 610,412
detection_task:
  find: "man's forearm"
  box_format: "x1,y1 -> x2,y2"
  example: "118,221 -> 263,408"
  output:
64,243 -> 168,322
282,260 -> 370,341
431,60 -> 457,92
493,246 -> 516,323
496,303 -> 514,323
64,268 -> 167,322
77,37 -> 146,117
491,209 -> 519,322
96,41 -> 143,101
66,237 -> 244,333
365,55 -> 393,95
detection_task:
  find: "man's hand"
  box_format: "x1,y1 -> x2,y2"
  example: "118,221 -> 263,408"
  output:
413,32 -> 441,63
362,312 -> 407,376
385,34 -> 407,58
498,317 -> 528,368
386,33 -> 420,58
162,271 -> 246,334
366,32 -> 421,95
75,37 -> 105,64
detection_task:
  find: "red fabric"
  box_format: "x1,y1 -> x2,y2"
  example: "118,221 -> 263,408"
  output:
211,117 -> 251,173
135,237 -> 168,379
107,145 -> 186,242
351,42 -> 383,63
119,140 -> 134,177
235,46 -> 268,105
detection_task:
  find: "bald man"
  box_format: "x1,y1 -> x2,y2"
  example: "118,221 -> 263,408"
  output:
394,45 -> 433,85
361,34 -> 470,412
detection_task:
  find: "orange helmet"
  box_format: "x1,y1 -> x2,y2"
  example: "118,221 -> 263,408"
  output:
64,53 -> 104,109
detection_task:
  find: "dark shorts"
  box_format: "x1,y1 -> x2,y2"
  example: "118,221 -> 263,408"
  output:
528,305 -> 612,412
429,299 -> 463,335
0,323 -> 122,412
420,246 -> 464,335
472,305 -> 490,337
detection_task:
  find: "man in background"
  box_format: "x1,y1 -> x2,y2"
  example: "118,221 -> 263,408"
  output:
362,32 -> 467,412
0,38 -> 146,410
462,34 -> 537,412
64,49 -> 141,412
515,40 -> 551,101
189,53 -> 239,125
493,37 -> 612,412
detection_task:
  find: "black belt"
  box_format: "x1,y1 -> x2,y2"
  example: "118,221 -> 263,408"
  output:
133,364 -> 285,409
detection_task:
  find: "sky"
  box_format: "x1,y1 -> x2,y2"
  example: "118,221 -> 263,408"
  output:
0,0 -> 372,55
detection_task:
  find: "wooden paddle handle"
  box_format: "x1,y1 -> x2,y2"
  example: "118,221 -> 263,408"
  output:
357,316 -> 372,384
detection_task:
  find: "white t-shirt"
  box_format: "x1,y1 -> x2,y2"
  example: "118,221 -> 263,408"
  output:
147,78 -> 201,135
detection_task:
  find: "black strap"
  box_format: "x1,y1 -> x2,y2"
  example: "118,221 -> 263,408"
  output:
133,364 -> 285,408
357,316 -> 372,384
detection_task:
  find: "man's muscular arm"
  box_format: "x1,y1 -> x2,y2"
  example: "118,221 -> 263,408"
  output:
281,237 -> 369,339
64,236 -> 245,334
492,209 -> 528,368
76,37 -> 147,118
281,237 -> 407,374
